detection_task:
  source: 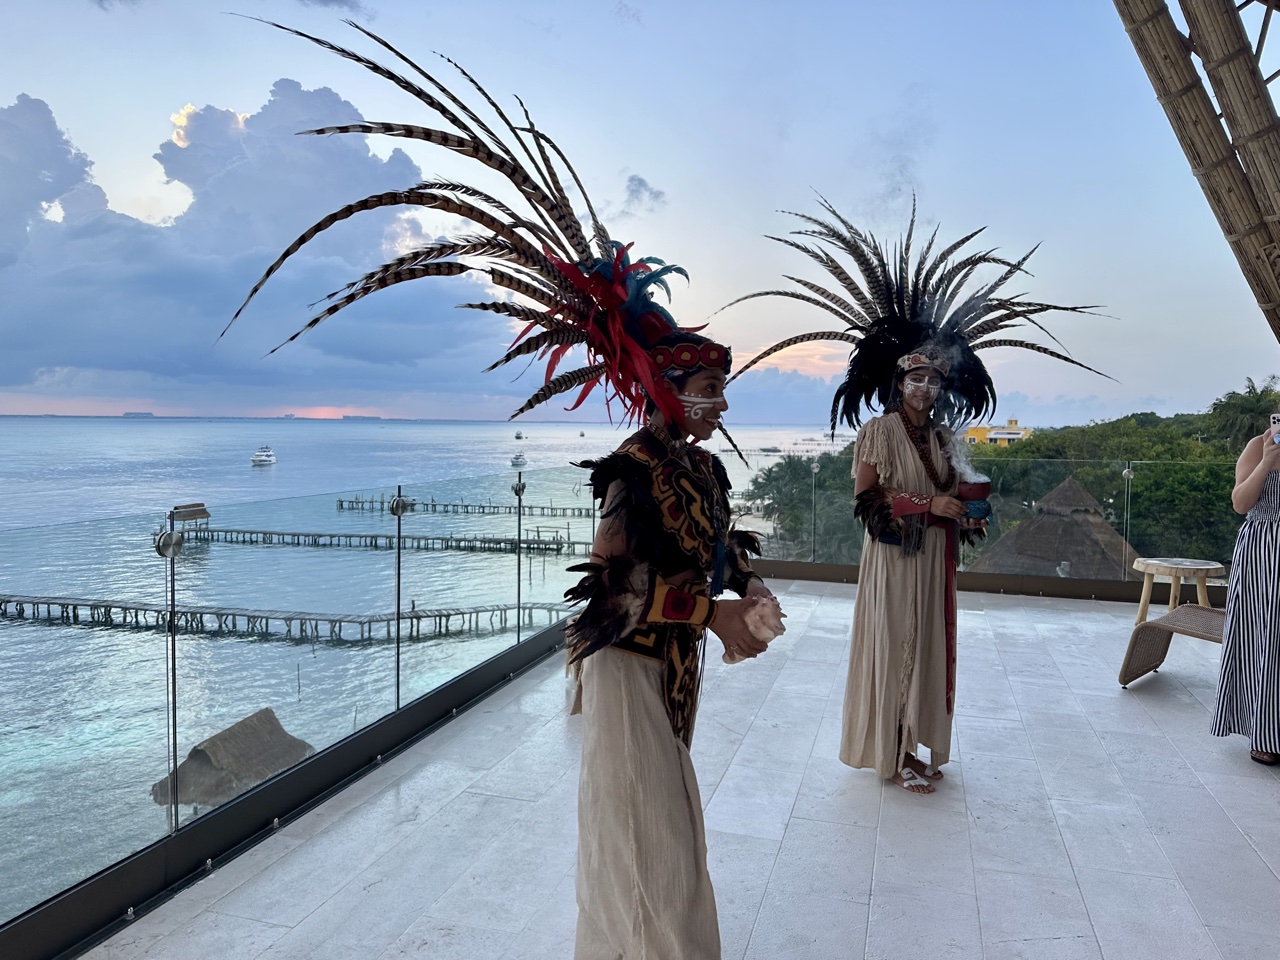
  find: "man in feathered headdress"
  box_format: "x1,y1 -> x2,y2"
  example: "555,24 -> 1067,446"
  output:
222,21 -> 783,957
723,202 -> 1106,795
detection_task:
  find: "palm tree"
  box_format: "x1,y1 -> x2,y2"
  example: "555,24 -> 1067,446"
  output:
1209,375 -> 1280,450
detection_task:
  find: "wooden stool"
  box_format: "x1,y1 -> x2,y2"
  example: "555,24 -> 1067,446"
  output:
1131,557 -> 1225,625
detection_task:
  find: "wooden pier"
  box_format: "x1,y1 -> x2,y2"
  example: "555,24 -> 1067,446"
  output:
184,528 -> 594,555
0,593 -> 570,642
336,494 -> 594,518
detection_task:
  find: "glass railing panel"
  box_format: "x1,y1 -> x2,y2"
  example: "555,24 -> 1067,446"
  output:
960,458 -> 1133,579
167,487 -> 399,825
1124,460 -> 1240,571
738,451 -> 1156,581
395,472 -> 522,701
0,512 -> 170,925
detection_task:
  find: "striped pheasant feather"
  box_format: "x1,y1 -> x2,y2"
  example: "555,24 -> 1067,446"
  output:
510,365 -> 607,419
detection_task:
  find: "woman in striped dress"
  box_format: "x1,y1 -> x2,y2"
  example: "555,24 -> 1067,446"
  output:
1211,419 -> 1280,764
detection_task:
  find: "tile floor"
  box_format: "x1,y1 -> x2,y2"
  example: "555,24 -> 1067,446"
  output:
85,580 -> 1280,960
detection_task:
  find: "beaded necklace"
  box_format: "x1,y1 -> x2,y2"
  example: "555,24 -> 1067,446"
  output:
897,408 -> 955,492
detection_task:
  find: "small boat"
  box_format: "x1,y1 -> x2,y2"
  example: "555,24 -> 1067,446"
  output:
510,451 -> 527,468
515,430 -> 524,439
579,430 -> 585,437
760,446 -> 782,454
250,445 -> 276,466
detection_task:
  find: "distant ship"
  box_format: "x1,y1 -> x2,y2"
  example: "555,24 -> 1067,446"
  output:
122,411 -> 154,418
510,451 -> 527,468
281,413 -> 296,419
515,430 -> 524,439
250,445 -> 277,466
580,431 -> 585,437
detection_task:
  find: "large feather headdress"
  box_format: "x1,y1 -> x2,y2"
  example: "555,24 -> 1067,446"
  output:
220,19 -> 728,426
722,199 -> 1107,430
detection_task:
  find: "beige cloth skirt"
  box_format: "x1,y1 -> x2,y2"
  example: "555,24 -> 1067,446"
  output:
574,647 -> 720,960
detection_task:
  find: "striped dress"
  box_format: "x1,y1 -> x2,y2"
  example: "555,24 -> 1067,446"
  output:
1211,469 -> 1280,753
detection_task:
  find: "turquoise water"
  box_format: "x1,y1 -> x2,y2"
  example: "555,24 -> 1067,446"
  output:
0,416 -> 829,924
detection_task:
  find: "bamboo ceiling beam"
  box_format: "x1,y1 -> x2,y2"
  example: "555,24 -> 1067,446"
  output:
1115,0 -> 1280,340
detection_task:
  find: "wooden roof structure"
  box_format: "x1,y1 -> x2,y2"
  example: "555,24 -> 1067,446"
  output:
1114,0 -> 1280,343
965,477 -> 1139,580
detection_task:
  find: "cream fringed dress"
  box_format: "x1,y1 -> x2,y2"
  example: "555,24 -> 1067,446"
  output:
574,648 -> 720,959
840,413 -> 957,778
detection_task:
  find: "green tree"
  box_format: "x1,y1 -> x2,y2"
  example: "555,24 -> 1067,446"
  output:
1208,375 -> 1280,450
744,453 -> 862,563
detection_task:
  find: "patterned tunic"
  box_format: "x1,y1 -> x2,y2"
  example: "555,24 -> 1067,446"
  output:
567,425 -> 758,960
1211,469 -> 1280,753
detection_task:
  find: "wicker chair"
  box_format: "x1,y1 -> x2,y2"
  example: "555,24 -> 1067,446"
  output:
1118,603 -> 1226,688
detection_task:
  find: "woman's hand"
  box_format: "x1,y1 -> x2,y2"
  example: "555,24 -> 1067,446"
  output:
1261,428 -> 1280,473
709,597 -> 770,660
744,576 -> 775,602
929,496 -> 966,520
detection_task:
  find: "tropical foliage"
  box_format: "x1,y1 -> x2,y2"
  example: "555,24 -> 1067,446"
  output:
742,378 -> 1277,571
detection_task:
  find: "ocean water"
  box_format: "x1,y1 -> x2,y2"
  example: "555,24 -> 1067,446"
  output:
0,415 -> 841,925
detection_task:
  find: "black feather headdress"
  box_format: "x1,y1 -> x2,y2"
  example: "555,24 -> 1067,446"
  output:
220,19 -> 732,428
721,199 -> 1109,431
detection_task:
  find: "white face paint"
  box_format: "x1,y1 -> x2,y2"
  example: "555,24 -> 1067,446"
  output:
902,372 -> 943,397
677,393 -> 721,423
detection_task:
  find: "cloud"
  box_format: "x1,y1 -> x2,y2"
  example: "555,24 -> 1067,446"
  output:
623,174 -> 665,215
0,81 -> 524,417
296,0 -> 371,14
0,95 -> 92,268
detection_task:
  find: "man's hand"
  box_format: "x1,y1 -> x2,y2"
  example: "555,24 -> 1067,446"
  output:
709,597 -> 770,660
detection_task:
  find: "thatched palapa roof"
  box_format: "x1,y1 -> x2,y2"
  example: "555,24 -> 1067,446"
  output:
966,476 -> 1137,580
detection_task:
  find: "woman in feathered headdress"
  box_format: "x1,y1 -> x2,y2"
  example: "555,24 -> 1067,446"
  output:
723,201 -> 1105,794
221,20 -> 781,956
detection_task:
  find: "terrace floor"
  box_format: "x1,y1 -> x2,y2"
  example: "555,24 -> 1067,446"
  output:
86,580 -> 1280,960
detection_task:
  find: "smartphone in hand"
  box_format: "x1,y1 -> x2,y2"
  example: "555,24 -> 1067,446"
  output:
1271,412 -> 1280,442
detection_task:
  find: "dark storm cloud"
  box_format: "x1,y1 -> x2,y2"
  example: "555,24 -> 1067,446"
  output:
0,81 -> 515,412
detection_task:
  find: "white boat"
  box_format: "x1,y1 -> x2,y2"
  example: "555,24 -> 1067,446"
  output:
510,451 -> 527,468
515,430 -> 524,439
250,445 -> 276,466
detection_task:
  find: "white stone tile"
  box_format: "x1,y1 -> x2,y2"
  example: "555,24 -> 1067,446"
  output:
1097,730 -> 1202,787
706,830 -> 778,960
1126,779 -> 1245,845
1159,835 -> 1280,937
1050,797 -> 1175,878
1074,867 -> 1220,960
791,756 -> 882,829
980,935 -> 1103,959
704,762 -> 804,842
954,715 -> 1034,760
374,917 -> 514,960
874,792 -> 976,896
810,715 -> 842,760
864,881 -> 981,960
732,699 -> 823,775
974,869 -> 1093,947
768,817 -> 876,905
743,888 -> 869,960
137,910 -> 289,960
1206,925 -> 1280,960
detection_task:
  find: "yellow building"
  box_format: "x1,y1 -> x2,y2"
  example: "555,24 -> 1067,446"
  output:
963,418 -> 1033,446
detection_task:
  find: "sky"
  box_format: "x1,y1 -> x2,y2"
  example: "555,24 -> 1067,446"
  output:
2,0 -> 1280,426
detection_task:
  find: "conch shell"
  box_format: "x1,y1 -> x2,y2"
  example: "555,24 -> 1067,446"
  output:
723,596 -> 787,664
